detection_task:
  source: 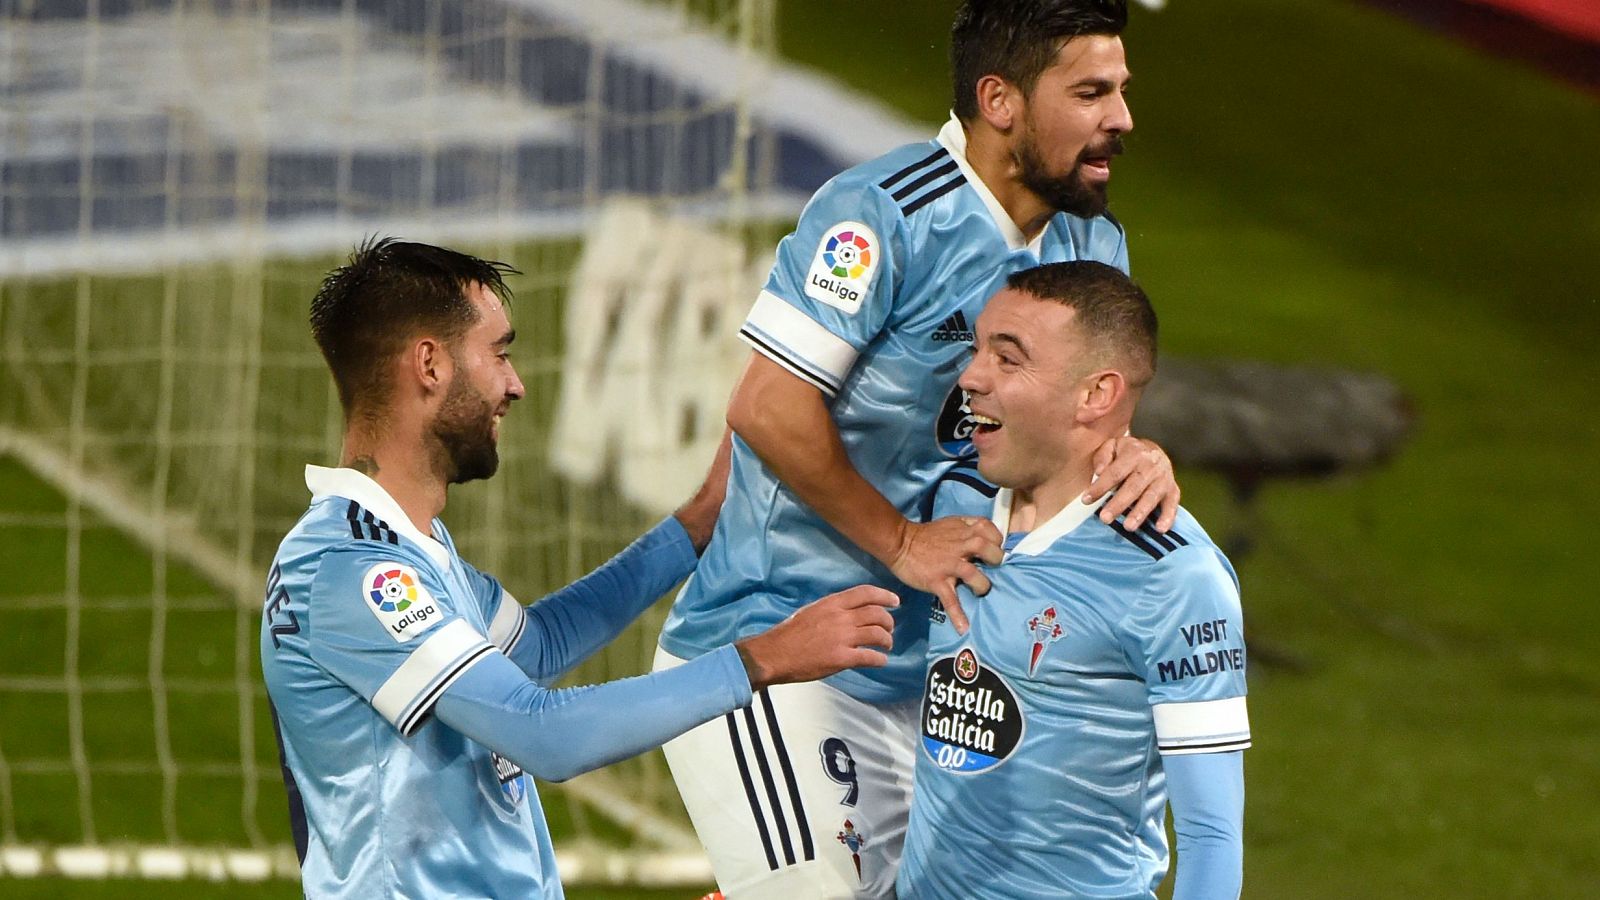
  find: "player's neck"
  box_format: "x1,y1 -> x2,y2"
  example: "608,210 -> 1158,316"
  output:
339,432 -> 447,537
1008,457 -> 1096,535
964,125 -> 1056,243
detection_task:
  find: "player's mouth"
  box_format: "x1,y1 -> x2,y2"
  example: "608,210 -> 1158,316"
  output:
970,412 -> 1003,446
1080,156 -> 1112,181
1078,137 -> 1123,183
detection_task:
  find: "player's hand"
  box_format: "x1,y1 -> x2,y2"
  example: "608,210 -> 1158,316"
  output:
673,427 -> 734,554
734,585 -> 898,690
887,516 -> 1003,635
1083,435 -> 1179,532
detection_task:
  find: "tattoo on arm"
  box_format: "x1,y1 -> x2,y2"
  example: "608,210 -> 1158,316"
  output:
348,455 -> 380,477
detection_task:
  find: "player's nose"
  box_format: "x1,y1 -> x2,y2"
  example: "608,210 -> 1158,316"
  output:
1106,91 -> 1132,135
958,356 -> 988,394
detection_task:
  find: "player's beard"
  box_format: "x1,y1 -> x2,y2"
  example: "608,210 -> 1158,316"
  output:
432,374 -> 500,485
1015,119 -> 1122,220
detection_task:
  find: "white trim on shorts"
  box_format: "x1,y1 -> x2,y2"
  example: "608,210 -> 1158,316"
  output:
655,646 -> 917,900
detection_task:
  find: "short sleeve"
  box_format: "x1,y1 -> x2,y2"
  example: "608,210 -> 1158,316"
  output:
739,176 -> 905,397
1120,545 -> 1251,755
465,562 -> 527,655
307,548 -> 495,737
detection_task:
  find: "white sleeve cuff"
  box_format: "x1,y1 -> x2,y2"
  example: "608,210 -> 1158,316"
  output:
486,590 -> 526,654
738,290 -> 860,397
1153,696 -> 1252,755
372,618 -> 495,736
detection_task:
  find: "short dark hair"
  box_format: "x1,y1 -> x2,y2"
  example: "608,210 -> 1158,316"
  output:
309,236 -> 518,417
951,0 -> 1128,122
1004,260 -> 1156,385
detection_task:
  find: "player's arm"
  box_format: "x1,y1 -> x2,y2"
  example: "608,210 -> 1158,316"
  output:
1122,544 -> 1250,897
1165,751 -> 1245,900
727,354 -> 1001,630
432,584 -> 896,782
483,432 -> 733,680
729,177 -> 1001,630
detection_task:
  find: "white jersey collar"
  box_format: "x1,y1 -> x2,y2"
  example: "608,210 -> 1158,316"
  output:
936,112 -> 1043,255
990,486 -> 1100,558
305,464 -> 451,569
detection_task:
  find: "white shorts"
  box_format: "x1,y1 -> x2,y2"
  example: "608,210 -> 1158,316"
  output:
655,646 -> 918,900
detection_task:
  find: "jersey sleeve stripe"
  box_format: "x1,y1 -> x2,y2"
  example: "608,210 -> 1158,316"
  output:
741,290 -> 861,392
889,159 -> 960,202
1159,736 -> 1252,755
487,591 -> 526,653
1152,696 -> 1251,756
1108,519 -> 1164,559
900,175 -> 966,217
396,644 -> 495,737
740,328 -> 838,396
878,147 -> 948,190
371,618 -> 493,733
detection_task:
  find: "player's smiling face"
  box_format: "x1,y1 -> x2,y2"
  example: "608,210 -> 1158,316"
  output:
432,282 -> 525,484
1013,34 -> 1132,219
959,288 -> 1090,492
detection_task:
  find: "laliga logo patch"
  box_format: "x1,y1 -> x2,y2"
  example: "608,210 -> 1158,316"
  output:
362,563 -> 441,643
804,221 -> 879,315
921,648 -> 1025,775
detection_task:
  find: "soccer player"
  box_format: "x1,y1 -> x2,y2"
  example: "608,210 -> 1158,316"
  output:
655,1 -> 1179,896
898,261 -> 1249,899
260,239 -> 899,899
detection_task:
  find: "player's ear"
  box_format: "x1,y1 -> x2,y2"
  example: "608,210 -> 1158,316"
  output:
411,337 -> 452,396
975,74 -> 1017,132
1077,370 -> 1126,423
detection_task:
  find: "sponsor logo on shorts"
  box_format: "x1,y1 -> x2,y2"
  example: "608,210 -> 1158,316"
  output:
837,818 -> 867,880
921,648 -> 1024,775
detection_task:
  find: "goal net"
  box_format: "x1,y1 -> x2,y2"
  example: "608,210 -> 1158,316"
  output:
0,0 -> 779,884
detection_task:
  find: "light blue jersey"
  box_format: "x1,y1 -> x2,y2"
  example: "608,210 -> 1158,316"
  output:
659,116 -> 1130,703
263,466 -> 751,898
898,467 -> 1251,900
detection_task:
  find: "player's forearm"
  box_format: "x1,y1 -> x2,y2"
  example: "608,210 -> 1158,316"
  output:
435,644 -> 751,783
1166,751 -> 1245,900
727,373 -> 907,566
510,517 -> 698,681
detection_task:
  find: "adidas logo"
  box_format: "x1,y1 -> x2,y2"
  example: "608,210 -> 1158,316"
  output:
931,311 -> 975,343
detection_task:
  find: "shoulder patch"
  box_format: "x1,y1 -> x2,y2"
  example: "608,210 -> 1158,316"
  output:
360,562 -> 444,643
804,221 -> 880,314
